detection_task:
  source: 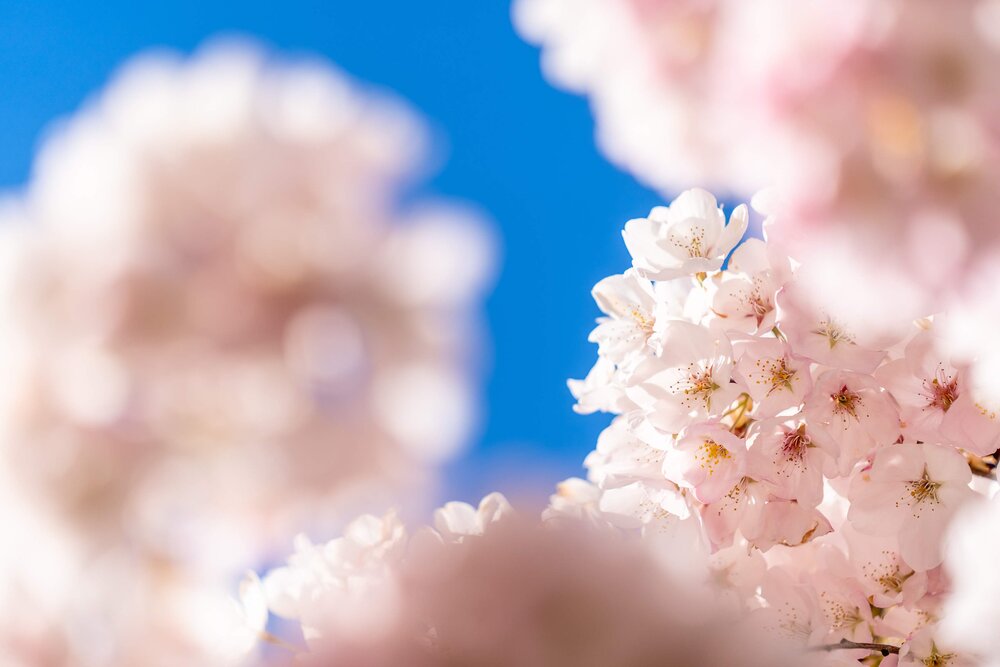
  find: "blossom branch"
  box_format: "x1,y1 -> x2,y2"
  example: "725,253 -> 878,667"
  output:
966,451 -> 998,479
813,639 -> 900,655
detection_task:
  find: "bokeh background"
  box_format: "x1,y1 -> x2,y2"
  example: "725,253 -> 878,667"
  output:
0,1 -> 661,506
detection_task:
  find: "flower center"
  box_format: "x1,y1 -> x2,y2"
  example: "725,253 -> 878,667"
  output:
684,368 -> 721,410
830,384 -> 861,420
819,592 -> 864,632
670,228 -> 707,258
898,468 -> 945,519
765,357 -> 797,397
695,439 -> 732,474
922,368 -> 959,412
907,473 -> 942,505
748,293 -> 771,326
780,425 -> 810,463
922,646 -> 957,667
629,306 -> 655,336
811,318 -> 855,349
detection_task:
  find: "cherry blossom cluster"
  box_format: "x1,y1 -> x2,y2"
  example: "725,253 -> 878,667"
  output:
514,0 -> 1000,352
563,187 -> 1000,665
0,42 -> 492,665
245,493 -> 803,667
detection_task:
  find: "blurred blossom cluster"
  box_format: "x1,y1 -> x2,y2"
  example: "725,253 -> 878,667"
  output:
0,42 -> 493,665
943,494 -> 1000,667
515,0 -> 1000,374
248,494 -> 803,667
560,188 -> 1000,664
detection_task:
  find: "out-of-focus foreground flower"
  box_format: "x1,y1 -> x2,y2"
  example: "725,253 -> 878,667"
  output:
514,0 -> 1000,373
252,494 -> 805,667
0,41 -> 492,665
942,493 -> 1000,667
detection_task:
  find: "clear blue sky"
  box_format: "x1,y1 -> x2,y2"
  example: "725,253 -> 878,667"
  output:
0,1 -> 664,505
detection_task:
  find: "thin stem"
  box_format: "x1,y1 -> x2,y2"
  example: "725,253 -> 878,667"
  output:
966,451 -> 998,480
813,639 -> 900,655
725,393 -> 754,436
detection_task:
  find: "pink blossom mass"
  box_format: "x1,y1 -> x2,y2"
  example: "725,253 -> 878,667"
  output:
1,3 -> 998,666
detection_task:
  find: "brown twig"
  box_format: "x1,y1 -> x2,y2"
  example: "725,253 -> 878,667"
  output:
813,639 -> 900,655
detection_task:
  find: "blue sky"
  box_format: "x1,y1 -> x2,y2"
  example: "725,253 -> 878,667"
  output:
0,1 -> 664,505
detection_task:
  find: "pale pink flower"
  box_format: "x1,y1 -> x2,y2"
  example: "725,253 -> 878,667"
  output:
810,568 -> 877,646
745,499 -> 832,552
842,524 -> 927,609
733,336 -> 812,418
803,369 -> 900,475
567,356 -> 635,415
588,269 -> 660,367
541,478 -> 612,529
621,188 -> 748,280
747,418 -> 829,507
626,320 -> 742,433
939,379 -> 1000,458
777,281 -> 888,374
599,480 -> 691,530
848,442 -> 975,571
432,492 -> 515,543
584,416 -> 667,488
662,421 -> 746,504
898,627 -> 974,667
711,239 -> 789,334
754,566 -> 825,647
877,328 -> 966,446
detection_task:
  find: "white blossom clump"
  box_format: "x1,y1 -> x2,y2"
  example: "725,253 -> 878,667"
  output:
564,187 -> 1000,664
514,0 -> 1000,333
0,41 -> 492,665
252,493 -> 804,667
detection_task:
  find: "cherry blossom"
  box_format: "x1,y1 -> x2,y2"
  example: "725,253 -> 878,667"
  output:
583,416 -> 667,488
746,418 -> 828,507
734,337 -> 812,418
432,492 -> 514,543
848,442 -> 975,571
843,525 -> 927,609
662,421 -> 746,504
877,327 -> 966,446
710,239 -> 788,334
588,269 -> 662,367
803,369 -> 901,474
777,281 -> 889,374
626,320 -> 742,434
898,628 -> 971,667
622,188 -> 748,280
